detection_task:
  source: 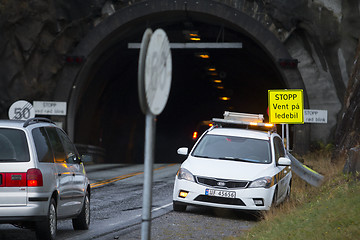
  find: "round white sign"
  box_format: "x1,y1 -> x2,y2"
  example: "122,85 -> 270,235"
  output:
138,28 -> 153,115
8,100 -> 35,120
144,29 -> 172,115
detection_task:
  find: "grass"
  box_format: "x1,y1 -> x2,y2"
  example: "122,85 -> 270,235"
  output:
226,150 -> 360,240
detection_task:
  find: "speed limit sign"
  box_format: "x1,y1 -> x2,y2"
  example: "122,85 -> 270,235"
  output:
8,100 -> 35,120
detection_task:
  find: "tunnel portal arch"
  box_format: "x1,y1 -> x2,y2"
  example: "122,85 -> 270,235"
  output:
55,0 -> 309,158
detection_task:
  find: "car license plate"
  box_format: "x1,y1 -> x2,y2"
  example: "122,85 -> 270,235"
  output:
205,189 -> 236,198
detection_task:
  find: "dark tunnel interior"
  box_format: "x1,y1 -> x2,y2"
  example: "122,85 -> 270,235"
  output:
74,16 -> 286,164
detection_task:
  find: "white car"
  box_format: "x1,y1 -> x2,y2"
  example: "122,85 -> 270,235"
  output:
173,123 -> 292,212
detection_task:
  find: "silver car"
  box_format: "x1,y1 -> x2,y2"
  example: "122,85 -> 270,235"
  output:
0,118 -> 90,240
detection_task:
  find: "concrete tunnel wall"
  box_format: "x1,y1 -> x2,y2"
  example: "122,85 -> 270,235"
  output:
54,0 -> 310,153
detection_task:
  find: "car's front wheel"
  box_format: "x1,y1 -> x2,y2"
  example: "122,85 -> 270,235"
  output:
173,201 -> 187,212
36,198 -> 57,240
72,192 -> 90,230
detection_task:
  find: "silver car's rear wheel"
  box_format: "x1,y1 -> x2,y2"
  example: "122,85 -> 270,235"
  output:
36,198 -> 57,240
72,192 -> 90,230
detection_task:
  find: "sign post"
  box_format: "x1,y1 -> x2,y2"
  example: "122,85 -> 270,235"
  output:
138,28 -> 172,240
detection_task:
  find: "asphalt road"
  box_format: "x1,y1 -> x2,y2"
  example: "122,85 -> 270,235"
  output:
0,163 -> 256,240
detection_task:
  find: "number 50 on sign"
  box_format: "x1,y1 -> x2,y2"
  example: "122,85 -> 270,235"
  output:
8,100 -> 35,120
268,89 -> 304,124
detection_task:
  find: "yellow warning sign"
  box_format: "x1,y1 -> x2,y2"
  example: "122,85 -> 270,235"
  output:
268,89 -> 304,124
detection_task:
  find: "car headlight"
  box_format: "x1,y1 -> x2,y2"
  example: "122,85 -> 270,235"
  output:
177,168 -> 195,182
248,176 -> 272,188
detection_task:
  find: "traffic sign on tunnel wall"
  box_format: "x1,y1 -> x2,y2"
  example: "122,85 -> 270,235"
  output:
268,89 -> 304,124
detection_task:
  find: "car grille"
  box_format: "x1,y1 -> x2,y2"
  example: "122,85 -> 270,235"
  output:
194,195 -> 246,206
196,176 -> 249,189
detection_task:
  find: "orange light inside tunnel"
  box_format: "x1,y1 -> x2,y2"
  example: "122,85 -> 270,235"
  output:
192,131 -> 198,139
208,123 -> 213,127
190,37 -> 201,41
213,79 -> 222,83
219,97 -> 231,101
199,54 -> 210,59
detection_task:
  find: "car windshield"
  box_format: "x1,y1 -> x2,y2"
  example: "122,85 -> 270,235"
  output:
192,134 -> 271,164
0,128 -> 30,162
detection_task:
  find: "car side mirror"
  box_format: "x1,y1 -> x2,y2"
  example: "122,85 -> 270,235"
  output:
278,157 -> 291,166
177,147 -> 189,156
71,156 -> 82,164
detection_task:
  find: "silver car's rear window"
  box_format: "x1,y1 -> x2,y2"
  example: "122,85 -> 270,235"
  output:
0,128 -> 30,162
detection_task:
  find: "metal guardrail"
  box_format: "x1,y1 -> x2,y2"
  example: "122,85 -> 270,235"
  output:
75,144 -> 106,163
288,152 -> 324,187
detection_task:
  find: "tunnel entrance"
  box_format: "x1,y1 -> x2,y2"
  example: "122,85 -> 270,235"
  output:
74,19 -> 285,163
59,1 -> 307,163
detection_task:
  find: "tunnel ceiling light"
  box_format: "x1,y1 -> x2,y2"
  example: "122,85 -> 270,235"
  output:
216,86 -> 224,89
128,42 -> 243,49
199,54 -> 210,59
219,97 -> 231,101
207,67 -> 216,71
195,52 -> 210,59
183,30 -> 200,41
189,33 -> 199,37
213,79 -> 222,83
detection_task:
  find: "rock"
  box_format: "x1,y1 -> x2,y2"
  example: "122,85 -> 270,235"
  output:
334,39 -> 360,157
343,146 -> 360,178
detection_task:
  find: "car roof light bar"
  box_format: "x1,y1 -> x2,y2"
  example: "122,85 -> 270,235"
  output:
211,118 -> 276,131
223,111 -> 264,123
211,112 -> 276,132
